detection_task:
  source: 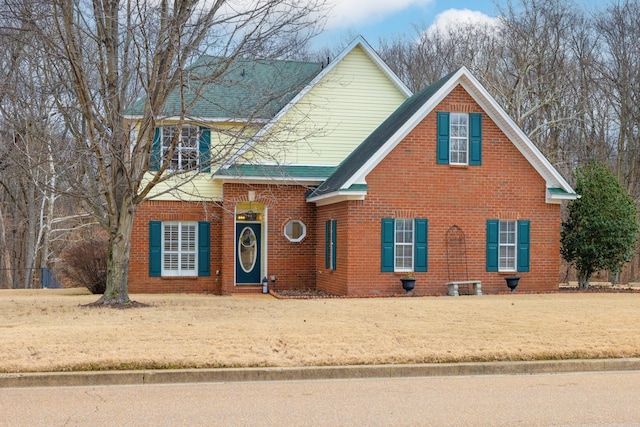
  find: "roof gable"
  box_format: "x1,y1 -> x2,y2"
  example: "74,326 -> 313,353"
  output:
308,66 -> 576,205
219,36 -> 413,169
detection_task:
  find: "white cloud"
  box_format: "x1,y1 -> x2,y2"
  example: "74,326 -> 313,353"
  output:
426,9 -> 499,34
324,0 -> 434,30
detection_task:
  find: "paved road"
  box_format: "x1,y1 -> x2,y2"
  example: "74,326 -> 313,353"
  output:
2,371 -> 640,426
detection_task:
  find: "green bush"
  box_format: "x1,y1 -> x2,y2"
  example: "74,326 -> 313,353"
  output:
561,162 -> 639,289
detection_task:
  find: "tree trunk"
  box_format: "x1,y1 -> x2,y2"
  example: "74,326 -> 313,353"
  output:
0,204 -> 12,289
577,270 -> 591,290
95,205 -> 135,305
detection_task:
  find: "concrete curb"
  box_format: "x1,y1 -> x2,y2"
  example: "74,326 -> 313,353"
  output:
2,358 -> 640,388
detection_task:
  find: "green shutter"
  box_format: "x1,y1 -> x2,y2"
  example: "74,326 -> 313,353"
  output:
198,221 -> 211,276
486,220 -> 499,272
149,127 -> 161,171
199,127 -> 211,172
325,220 -> 337,270
517,220 -> 530,272
469,113 -> 482,166
331,220 -> 337,270
436,112 -> 450,164
325,220 -> 330,269
149,221 -> 162,277
381,218 -> 395,272
414,219 -> 428,272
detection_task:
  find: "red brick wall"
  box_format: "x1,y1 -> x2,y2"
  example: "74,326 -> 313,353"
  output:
317,84 -> 562,296
129,200 -> 222,293
220,184 -> 316,294
130,85 -> 563,296
130,185 -> 317,294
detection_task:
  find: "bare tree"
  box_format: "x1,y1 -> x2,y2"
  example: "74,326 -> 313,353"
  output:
3,0 -> 327,304
595,1 -> 640,199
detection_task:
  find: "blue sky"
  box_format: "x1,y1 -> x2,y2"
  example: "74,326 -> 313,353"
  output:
314,0 -> 604,49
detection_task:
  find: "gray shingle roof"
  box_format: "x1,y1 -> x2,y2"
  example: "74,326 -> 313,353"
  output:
308,68 -> 460,199
125,56 -> 323,120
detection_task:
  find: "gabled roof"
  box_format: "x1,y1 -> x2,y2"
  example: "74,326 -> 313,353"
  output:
124,57 -> 322,121
220,36 -> 413,169
307,66 -> 577,205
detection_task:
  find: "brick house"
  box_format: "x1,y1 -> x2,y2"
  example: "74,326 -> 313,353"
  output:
125,37 -> 577,296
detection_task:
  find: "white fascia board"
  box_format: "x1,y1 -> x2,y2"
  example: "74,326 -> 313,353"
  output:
546,189 -> 580,204
307,190 -> 367,206
222,36 -> 412,169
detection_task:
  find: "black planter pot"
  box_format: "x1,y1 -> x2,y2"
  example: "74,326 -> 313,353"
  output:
400,277 -> 416,293
505,276 -> 520,292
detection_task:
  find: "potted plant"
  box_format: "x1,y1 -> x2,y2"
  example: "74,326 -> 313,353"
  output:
400,272 -> 416,294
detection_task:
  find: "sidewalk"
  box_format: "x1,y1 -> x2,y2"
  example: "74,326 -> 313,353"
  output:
3,358 -> 640,388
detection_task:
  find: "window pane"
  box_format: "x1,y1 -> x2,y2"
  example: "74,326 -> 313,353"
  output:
181,225 -> 196,251
164,225 -> 178,251
394,219 -> 414,270
164,254 -> 178,270
498,220 -> 517,271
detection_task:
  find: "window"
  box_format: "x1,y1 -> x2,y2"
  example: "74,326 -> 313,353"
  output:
381,218 -> 428,273
499,220 -> 517,271
486,220 -> 530,273
162,126 -> 199,171
325,220 -> 337,270
149,221 -> 210,277
450,113 -> 469,165
284,220 -> 306,242
162,222 -> 197,276
395,219 -> 414,271
150,126 -> 211,172
437,112 -> 482,166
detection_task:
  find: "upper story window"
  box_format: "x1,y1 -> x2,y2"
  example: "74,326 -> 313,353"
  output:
449,113 -> 469,165
437,112 -> 482,166
162,126 -> 200,171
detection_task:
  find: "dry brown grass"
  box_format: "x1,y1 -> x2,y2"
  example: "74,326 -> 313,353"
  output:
1,288 -> 640,373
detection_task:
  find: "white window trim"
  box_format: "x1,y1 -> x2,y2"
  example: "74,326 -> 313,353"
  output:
394,219 -> 414,272
450,112 -> 469,165
284,220 -> 307,243
161,221 -> 198,277
161,125 -> 200,171
498,220 -> 517,272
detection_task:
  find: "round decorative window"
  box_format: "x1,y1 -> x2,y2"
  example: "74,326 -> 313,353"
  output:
284,220 -> 306,242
